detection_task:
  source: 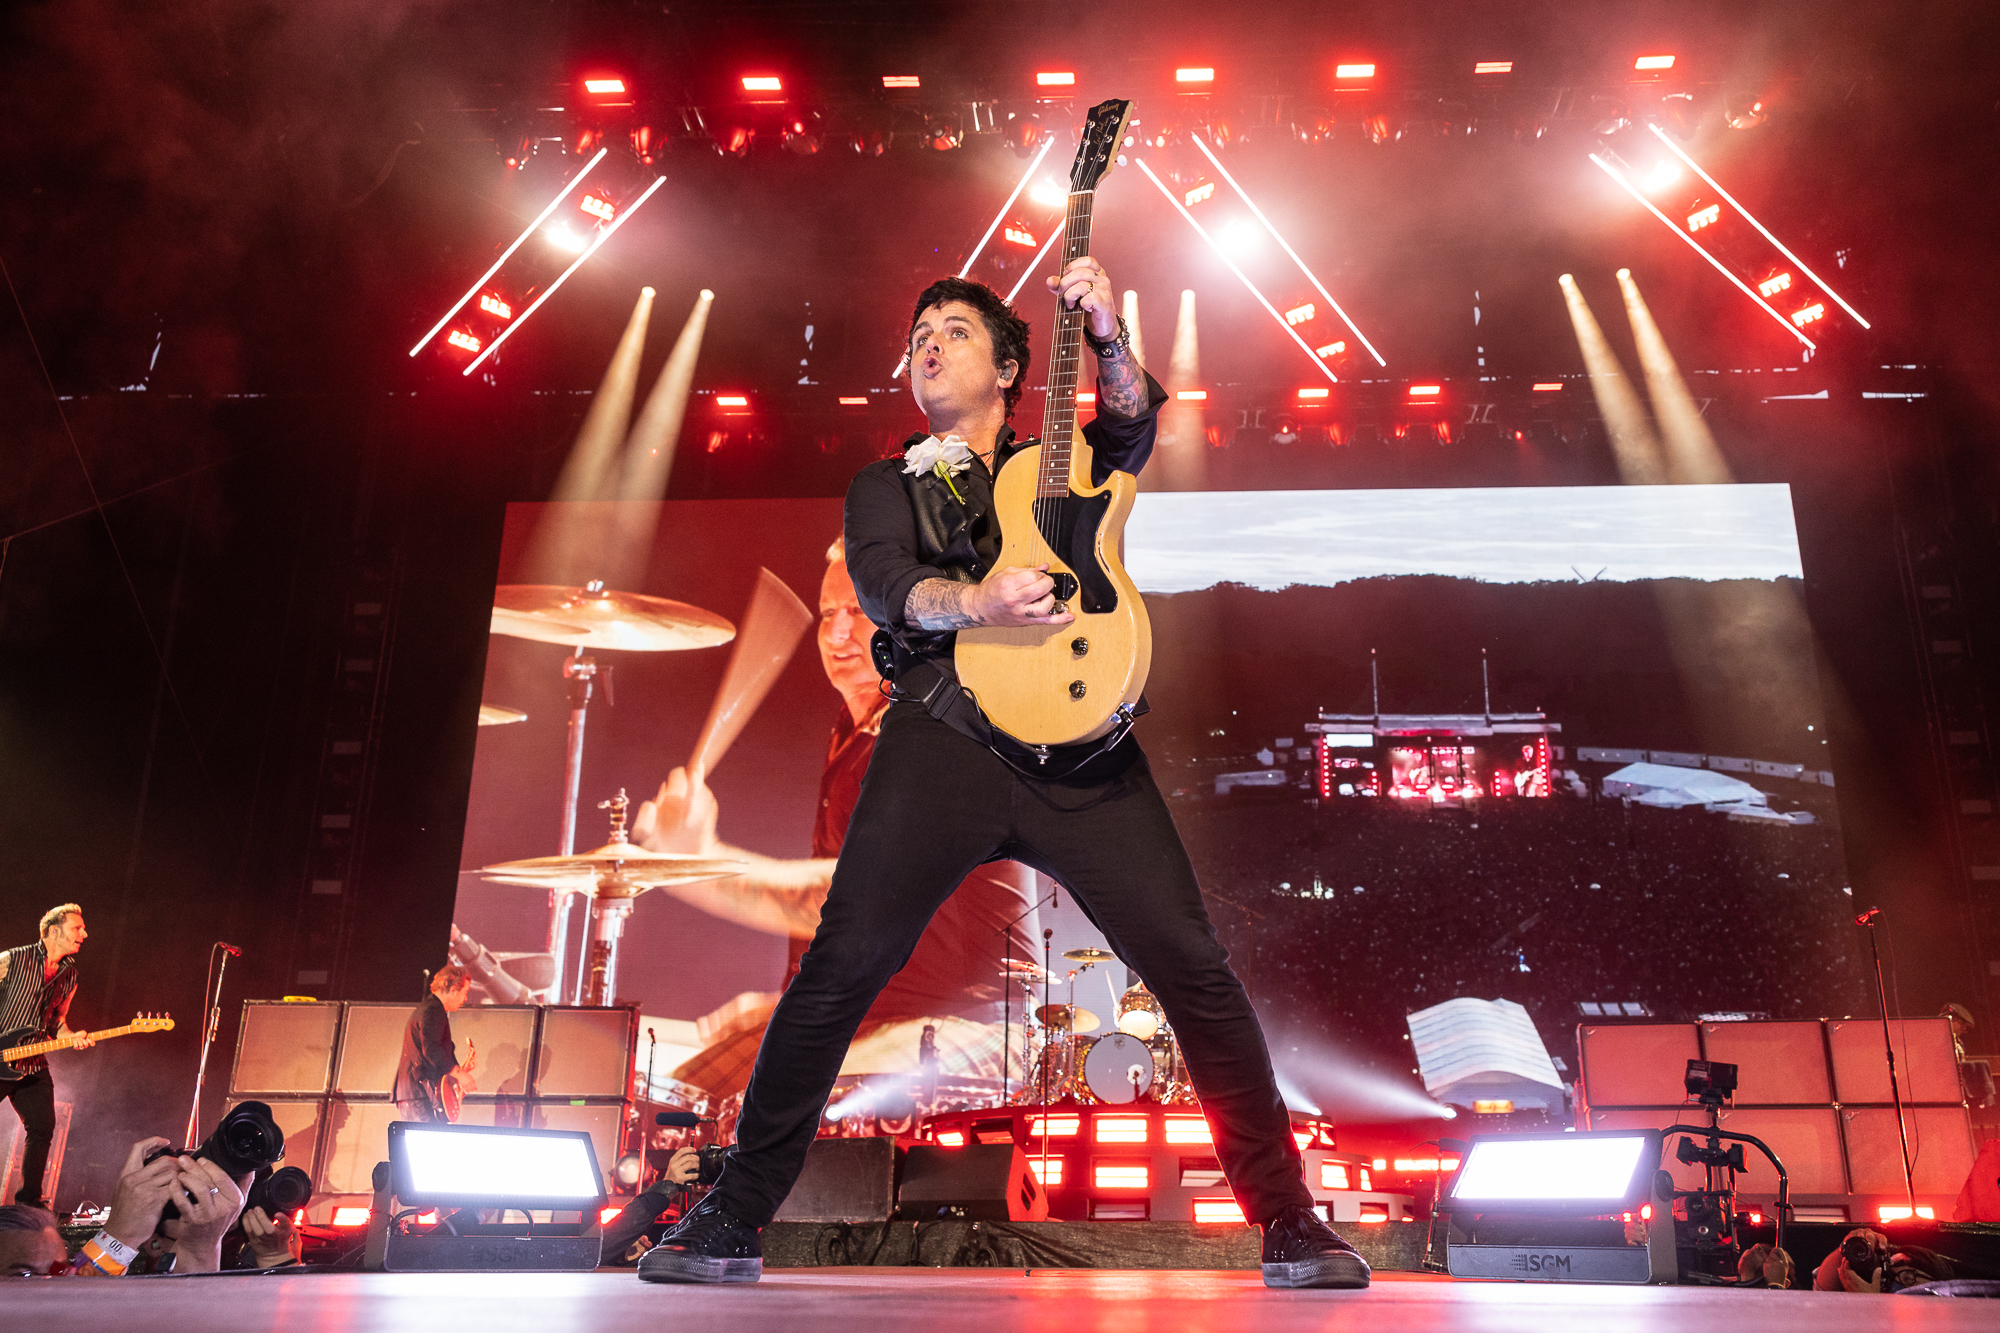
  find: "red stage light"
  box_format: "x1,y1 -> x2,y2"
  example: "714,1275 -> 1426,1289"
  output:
580,194 -> 615,222
1036,72 -> 1076,87
1687,204 -> 1720,231
1634,55 -> 1676,71
478,294 -> 512,320
1175,68 -> 1215,85
1175,389 -> 1208,401
1297,387 -> 1329,400
599,1205 -> 623,1224
1335,63 -> 1376,80
837,396 -> 868,406
1163,1116 -> 1213,1145
1321,1162 -> 1351,1189
1532,382 -> 1563,392
1027,1114 -> 1080,1138
1408,384 -> 1442,398
1093,1162 -> 1149,1189
1474,61 -> 1514,74
1003,225 -> 1037,247
1184,181 -> 1216,206
446,330 -> 481,353
715,394 -> 750,407
1315,341 -> 1346,358
1193,1199 -> 1245,1224
1027,1157 -> 1063,1186
1076,392 -> 1096,404
1758,272 -> 1793,297
1791,302 -> 1825,328
1095,1116 -> 1149,1144
741,75 -> 782,93
583,78 -> 627,95
934,1129 -> 966,1147
1284,302 -> 1316,325
881,75 -> 921,89
331,1207 -> 371,1228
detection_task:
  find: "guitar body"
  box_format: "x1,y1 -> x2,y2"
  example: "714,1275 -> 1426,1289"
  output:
0,1028 -> 44,1083
439,1074 -> 464,1123
955,436 -> 1152,746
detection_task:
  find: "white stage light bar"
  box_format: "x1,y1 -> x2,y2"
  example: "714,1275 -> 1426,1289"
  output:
410,148 -> 609,357
1192,136 -> 1386,366
1589,154 -> 1815,350
1001,225 -> 1064,306
462,174 -> 667,376
1645,124 -> 1870,329
1446,1131 -> 1657,1211
1135,157 -> 1339,384
959,135 -> 1057,280
389,1122 -> 606,1210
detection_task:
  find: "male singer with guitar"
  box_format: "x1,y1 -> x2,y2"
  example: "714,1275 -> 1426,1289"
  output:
393,964 -> 479,1123
0,905 -> 93,1208
639,262 -> 1368,1291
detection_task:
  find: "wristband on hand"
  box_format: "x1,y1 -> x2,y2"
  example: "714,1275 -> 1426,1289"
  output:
80,1230 -> 138,1276
1083,316 -> 1131,358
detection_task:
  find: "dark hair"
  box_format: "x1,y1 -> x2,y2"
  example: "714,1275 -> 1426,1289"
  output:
906,277 -> 1032,418
0,1204 -> 55,1232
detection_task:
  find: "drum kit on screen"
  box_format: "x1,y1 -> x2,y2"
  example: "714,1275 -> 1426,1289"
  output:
1003,948 -> 1195,1107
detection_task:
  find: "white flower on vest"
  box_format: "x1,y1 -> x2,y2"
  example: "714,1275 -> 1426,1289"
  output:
901,434 -> 976,478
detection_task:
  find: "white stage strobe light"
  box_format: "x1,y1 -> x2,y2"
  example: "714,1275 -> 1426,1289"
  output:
390,1122 -> 607,1211
1438,1130 -> 1677,1283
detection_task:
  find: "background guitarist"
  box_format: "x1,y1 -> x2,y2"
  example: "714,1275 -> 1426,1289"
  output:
638,264 -> 1368,1292
393,964 -> 479,1122
0,904 -> 93,1208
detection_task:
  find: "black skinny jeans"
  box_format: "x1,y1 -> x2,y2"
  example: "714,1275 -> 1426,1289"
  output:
713,701 -> 1313,1227
4,1069 -> 57,1203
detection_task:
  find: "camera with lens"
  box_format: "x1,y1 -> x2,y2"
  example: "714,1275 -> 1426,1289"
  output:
244,1165 -> 313,1217
142,1100 -> 289,1221
1841,1232 -> 1883,1282
696,1143 -> 728,1187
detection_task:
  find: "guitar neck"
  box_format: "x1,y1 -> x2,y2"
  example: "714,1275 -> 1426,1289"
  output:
1036,189 -> 1097,499
3,1023 -> 141,1062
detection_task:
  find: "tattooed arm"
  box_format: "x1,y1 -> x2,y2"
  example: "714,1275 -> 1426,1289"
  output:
906,571 -> 1073,630
1093,341 -> 1149,418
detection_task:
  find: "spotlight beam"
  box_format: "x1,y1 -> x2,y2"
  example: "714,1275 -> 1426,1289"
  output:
1191,136 -> 1386,367
463,174 -> 668,377
410,148 -> 610,357
1645,124 -> 1869,329
892,137 -> 1061,379
1135,157 -> 1338,384
1003,225 -> 1064,305
1589,155 -> 1815,351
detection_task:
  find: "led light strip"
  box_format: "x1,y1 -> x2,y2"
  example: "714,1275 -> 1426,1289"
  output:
1003,226 -> 1065,305
410,148 -> 610,357
1646,124 -> 1868,329
1192,136 -> 1386,367
1135,158 -> 1339,383
1589,154 -> 1814,350
462,174 -> 668,376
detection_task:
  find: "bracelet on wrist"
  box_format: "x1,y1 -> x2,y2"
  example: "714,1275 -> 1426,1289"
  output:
1083,316 -> 1130,358
81,1230 -> 137,1276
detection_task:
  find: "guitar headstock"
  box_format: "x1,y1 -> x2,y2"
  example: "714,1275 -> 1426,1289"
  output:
1069,98 -> 1135,193
131,1013 -> 174,1032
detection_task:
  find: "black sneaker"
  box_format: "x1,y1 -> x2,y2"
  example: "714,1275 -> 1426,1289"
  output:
636,1194 -> 763,1285
1260,1204 -> 1371,1289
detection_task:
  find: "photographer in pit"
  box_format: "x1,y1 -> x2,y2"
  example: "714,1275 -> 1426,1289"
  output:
1812,1227 -> 1955,1292
598,1143 -> 706,1265
73,1136 -> 249,1275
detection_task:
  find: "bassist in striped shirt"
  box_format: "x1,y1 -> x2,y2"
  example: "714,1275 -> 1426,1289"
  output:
0,905 -> 93,1209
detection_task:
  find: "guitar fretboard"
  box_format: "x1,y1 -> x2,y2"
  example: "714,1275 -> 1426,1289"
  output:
1037,189 -> 1097,500
3,1023 -> 152,1061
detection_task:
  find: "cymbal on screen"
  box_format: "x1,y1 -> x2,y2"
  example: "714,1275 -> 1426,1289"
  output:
477,704 -> 528,727
1062,947 -> 1117,963
1036,1004 -> 1101,1033
491,583 -> 736,652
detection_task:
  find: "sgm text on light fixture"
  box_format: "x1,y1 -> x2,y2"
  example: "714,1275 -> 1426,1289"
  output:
715,394 -> 750,407
1687,204 -> 1719,231
1409,384 -> 1442,398
1298,386 -> 1330,400
478,294 -> 512,320
583,77 -> 628,95
1758,273 -> 1793,298
1185,181 -> 1216,206
1036,71 -> 1076,87
1193,1198 -> 1246,1224
1474,61 -> 1514,74
1634,55 -> 1676,71
1175,68 -> 1215,84
446,330 -> 481,353
881,75 -> 921,89
1336,63 -> 1377,79
1175,389 -> 1209,401
1285,302 -> 1316,325
741,75 -> 783,93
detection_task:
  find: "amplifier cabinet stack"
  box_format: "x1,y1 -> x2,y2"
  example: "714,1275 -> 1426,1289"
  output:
225,1000 -> 634,1221
1577,1017 -> 1974,1224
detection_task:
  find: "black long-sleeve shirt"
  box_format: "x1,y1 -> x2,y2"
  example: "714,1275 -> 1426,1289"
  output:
843,373 -> 1167,647
392,994 -> 459,1106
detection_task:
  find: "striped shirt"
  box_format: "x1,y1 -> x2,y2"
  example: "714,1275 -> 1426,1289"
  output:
0,943 -> 79,1075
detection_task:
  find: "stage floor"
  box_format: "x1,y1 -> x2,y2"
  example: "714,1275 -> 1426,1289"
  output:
10,1267 -> 1989,1330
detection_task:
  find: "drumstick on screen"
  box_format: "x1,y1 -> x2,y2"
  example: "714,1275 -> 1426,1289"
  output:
687,567 -> 813,782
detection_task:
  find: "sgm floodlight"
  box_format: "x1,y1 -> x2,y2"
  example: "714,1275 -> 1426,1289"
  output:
1439,1130 -> 1675,1283
388,1122 -> 606,1212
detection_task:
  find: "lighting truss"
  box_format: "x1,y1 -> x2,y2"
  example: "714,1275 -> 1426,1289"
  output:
461,174 -> 668,376
1589,154 -> 1815,351
410,148 -> 610,357
1191,137 -> 1385,366
1645,124 -> 1870,329
1135,157 -> 1338,384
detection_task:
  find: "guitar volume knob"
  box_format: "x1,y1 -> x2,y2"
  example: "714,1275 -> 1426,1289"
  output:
1071,638 -> 1090,657
1069,680 -> 1088,700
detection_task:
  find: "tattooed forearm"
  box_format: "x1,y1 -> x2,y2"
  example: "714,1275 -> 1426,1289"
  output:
905,578 -> 985,631
1094,343 -> 1149,418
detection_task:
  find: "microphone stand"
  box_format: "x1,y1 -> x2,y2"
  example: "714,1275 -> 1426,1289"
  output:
1857,908 -> 1917,1213
995,888 -> 1056,1102
184,944 -> 240,1147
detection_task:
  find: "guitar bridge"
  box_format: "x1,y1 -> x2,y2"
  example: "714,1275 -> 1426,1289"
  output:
1049,572 -> 1078,603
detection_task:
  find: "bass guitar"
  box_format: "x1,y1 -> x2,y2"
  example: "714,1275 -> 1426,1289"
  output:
955,97 -> 1152,748
0,1014 -> 175,1082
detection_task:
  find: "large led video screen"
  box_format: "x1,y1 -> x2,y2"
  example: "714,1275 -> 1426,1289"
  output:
453,482 -> 1861,1122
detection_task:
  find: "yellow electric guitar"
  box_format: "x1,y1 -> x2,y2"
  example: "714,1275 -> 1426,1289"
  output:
954,97 -> 1153,748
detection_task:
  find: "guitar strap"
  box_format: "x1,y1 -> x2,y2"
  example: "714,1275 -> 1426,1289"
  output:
878,636 -> 1144,782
